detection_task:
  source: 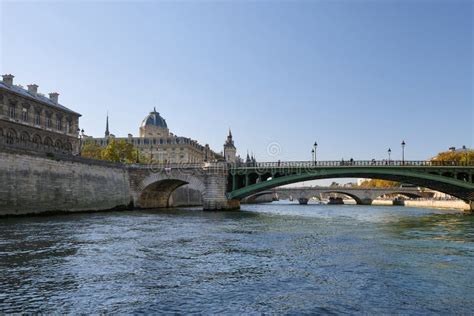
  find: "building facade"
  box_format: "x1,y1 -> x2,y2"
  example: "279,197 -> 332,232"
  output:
0,74 -> 81,154
223,129 -> 237,163
89,108 -> 222,163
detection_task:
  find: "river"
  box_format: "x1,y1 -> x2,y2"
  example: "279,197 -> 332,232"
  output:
1,203 -> 473,314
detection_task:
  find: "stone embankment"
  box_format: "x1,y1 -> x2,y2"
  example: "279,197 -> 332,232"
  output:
372,199 -> 470,211
0,149 -> 131,216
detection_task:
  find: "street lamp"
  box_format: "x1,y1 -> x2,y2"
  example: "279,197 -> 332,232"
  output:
462,145 -> 467,165
313,141 -> 318,166
311,149 -> 315,165
388,148 -> 391,163
78,128 -> 84,156
401,140 -> 406,164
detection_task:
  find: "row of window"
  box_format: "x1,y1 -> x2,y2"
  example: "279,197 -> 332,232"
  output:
7,106 -> 73,133
0,127 -> 74,151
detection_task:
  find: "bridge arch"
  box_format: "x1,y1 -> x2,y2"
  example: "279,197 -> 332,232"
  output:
319,190 -> 366,204
228,167 -> 474,203
135,172 -> 206,209
372,191 -> 423,200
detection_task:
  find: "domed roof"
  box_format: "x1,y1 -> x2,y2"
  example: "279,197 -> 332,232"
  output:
141,107 -> 168,128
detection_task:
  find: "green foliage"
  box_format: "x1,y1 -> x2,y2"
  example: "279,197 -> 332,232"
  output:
81,139 -> 146,164
81,139 -> 103,160
101,140 -> 137,163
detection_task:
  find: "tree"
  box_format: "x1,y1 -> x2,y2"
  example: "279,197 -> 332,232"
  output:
101,139 -> 137,163
358,179 -> 400,188
432,148 -> 474,164
81,139 -> 103,160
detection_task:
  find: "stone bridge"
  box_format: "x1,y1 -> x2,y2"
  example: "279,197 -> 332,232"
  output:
128,163 -> 239,211
273,187 -> 429,205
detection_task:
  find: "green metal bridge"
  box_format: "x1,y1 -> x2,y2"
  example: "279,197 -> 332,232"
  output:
227,160 -> 474,207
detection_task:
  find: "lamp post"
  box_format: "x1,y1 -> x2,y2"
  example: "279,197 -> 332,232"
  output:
401,140 -> 406,164
78,128 -> 84,156
462,145 -> 467,165
311,149 -> 315,166
388,148 -> 391,163
313,141 -> 318,166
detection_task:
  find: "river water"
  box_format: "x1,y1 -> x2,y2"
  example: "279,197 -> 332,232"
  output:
0,203 -> 473,314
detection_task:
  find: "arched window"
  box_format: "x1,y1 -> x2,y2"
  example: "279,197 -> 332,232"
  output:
44,137 -> 53,147
6,129 -> 17,144
65,142 -> 73,151
20,131 -> 30,144
55,139 -> 62,149
32,134 -> 42,146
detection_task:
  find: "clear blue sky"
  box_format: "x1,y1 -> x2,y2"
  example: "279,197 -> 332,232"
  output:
1,0 -> 472,162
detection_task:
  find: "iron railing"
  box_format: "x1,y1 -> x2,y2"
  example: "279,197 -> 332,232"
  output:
232,160 -> 474,168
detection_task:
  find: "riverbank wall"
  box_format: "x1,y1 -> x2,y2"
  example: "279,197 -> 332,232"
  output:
0,149 -> 132,216
372,199 -> 471,211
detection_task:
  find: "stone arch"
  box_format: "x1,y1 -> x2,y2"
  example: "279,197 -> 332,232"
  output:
135,172 -> 206,209
6,128 -> 17,144
64,142 -> 73,151
44,136 -> 53,147
54,139 -> 62,149
20,131 -> 30,144
32,134 -> 42,145
373,191 -> 422,200
320,190 -> 366,205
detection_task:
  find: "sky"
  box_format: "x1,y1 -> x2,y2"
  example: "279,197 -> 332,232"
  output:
1,0 -> 472,164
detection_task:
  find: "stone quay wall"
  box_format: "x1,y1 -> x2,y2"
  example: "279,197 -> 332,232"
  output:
0,150 -> 132,216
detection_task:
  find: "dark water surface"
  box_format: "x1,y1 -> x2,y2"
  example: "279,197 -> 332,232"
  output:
1,203 -> 473,314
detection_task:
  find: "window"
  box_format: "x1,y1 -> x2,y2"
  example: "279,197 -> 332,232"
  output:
65,121 -> 70,133
46,116 -> 52,128
9,106 -> 15,119
6,129 -> 16,144
56,119 -> 62,131
34,112 -> 41,125
21,108 -> 28,121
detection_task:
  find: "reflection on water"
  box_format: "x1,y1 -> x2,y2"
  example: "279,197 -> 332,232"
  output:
0,204 -> 473,314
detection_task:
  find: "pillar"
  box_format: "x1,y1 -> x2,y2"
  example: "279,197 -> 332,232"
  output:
358,198 -> 373,205
202,162 -> 240,211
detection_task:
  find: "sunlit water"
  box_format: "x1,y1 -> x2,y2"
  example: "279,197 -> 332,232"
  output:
1,203 -> 473,314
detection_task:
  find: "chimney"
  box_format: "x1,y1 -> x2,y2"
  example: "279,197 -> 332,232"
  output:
2,74 -> 14,86
27,84 -> 38,95
49,92 -> 59,104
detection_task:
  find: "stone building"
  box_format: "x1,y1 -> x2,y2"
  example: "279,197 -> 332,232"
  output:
0,74 -> 81,154
89,108 -> 220,163
223,129 -> 237,163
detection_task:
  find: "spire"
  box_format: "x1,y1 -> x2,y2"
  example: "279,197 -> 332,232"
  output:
153,106 -> 157,113
105,112 -> 110,137
228,128 -> 232,138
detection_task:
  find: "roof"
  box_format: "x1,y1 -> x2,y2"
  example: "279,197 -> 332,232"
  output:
141,108 -> 167,128
0,82 -> 81,116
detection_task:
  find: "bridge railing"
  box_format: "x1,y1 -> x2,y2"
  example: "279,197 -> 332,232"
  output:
233,160 -> 473,168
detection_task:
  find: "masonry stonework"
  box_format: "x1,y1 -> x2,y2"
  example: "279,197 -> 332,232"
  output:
0,151 -> 131,215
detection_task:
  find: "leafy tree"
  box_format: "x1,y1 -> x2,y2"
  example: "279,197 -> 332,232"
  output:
81,139 -> 103,160
101,139 -> 137,163
358,179 -> 400,188
431,148 -> 474,164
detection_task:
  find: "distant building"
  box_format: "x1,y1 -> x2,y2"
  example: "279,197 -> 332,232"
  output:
0,74 -> 81,154
88,108 -> 223,163
223,129 -> 237,163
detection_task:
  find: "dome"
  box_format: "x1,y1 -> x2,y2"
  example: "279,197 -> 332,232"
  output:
141,108 -> 168,128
